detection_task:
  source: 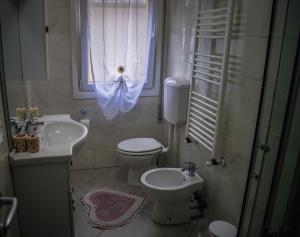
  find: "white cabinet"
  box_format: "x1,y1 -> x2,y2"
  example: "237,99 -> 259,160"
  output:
11,160 -> 74,237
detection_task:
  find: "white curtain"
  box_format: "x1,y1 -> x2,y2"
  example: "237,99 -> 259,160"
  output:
88,0 -> 151,120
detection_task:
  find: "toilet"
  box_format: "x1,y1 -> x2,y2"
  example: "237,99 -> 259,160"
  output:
117,77 -> 190,186
208,221 -> 237,237
117,138 -> 165,186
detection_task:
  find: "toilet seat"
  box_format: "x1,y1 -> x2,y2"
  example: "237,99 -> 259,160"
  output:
209,221 -> 237,237
118,149 -> 162,156
117,138 -> 163,155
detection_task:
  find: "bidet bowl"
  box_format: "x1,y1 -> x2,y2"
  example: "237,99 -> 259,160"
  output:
141,168 -> 204,224
141,168 -> 204,202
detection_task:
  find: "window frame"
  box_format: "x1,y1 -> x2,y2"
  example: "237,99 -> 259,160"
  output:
70,0 -> 164,99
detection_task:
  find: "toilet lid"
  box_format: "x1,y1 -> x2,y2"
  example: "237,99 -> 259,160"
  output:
117,138 -> 162,153
209,221 -> 237,237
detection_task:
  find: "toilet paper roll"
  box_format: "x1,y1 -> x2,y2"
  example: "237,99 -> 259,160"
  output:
80,119 -> 90,130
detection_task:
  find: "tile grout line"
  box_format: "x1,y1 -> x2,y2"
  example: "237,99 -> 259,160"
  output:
72,167 -> 113,190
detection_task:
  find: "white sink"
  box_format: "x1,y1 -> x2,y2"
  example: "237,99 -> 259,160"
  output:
10,114 -> 88,166
42,120 -> 87,153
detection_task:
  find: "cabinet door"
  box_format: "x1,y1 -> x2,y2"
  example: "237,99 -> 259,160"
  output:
0,0 -> 47,81
0,0 -> 23,81
13,162 -> 73,237
19,0 -> 47,80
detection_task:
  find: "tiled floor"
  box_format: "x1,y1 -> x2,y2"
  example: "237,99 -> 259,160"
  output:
71,167 -> 208,237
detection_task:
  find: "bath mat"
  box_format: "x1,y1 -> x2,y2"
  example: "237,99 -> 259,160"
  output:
81,188 -> 146,229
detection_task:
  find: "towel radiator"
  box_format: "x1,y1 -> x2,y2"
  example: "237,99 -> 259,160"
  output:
185,0 -> 235,158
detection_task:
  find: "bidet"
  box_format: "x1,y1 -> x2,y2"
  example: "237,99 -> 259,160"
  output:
141,167 -> 204,224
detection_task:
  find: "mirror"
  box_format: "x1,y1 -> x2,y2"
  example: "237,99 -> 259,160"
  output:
0,0 -> 47,140
0,0 -> 47,81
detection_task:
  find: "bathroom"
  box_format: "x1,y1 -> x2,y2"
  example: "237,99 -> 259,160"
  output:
0,0 -> 300,236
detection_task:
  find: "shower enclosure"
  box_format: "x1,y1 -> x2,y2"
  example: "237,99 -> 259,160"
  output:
238,0 -> 300,236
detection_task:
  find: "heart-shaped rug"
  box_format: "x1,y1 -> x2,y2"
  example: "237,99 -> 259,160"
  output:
81,188 -> 146,229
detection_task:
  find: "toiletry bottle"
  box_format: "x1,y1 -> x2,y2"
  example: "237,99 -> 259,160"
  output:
80,108 -> 90,130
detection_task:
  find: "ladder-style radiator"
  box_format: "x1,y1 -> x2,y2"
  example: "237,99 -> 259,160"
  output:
185,0 -> 235,158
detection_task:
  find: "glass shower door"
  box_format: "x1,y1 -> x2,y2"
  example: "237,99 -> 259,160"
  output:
238,0 -> 300,236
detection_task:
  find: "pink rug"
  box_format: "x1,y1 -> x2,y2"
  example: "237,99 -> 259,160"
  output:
81,188 -> 146,229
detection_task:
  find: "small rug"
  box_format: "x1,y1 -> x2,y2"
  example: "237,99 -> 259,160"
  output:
81,188 -> 146,229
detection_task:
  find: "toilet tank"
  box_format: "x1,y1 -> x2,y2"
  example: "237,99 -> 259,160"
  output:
164,77 -> 190,124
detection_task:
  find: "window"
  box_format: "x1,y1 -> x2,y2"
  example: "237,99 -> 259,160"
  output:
71,0 -> 163,99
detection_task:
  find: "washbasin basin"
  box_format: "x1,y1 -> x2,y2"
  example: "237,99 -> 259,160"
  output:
10,114 -> 88,166
42,121 -> 87,148
41,119 -> 87,155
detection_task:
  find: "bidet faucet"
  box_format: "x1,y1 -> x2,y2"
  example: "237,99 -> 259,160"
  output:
181,161 -> 196,177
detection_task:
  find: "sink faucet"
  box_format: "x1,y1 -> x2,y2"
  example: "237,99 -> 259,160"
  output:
181,162 -> 196,177
24,118 -> 44,134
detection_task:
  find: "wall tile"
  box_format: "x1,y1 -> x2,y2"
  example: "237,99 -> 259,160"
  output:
39,106 -> 66,115
84,125 -> 120,149
165,32 -> 188,78
115,103 -> 159,126
47,34 -> 71,61
46,0 -> 70,8
72,149 -> 94,170
6,80 -> 28,115
230,37 -> 269,80
31,83 -> 73,107
47,8 -> 70,34
241,0 -> 273,37
225,77 -> 262,121
222,114 -> 256,161
47,34 -> 72,80
93,147 -> 121,168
